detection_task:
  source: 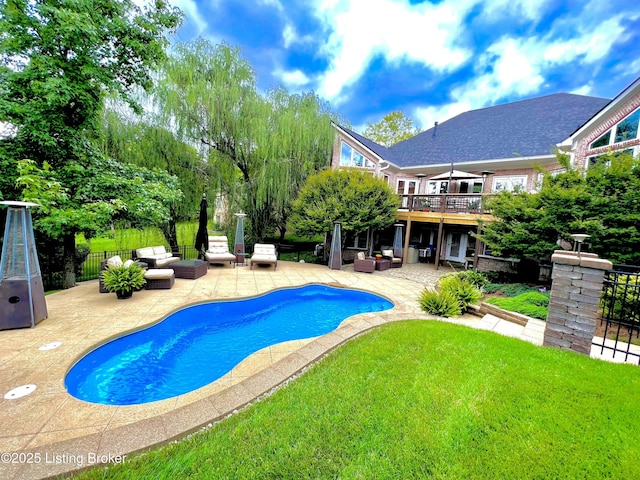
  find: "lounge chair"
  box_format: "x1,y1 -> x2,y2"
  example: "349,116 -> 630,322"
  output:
205,236 -> 236,267
135,246 -> 181,268
250,243 -> 278,270
382,249 -> 403,268
353,251 -> 375,273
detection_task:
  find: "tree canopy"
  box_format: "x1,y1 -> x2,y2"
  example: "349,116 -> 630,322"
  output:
290,169 -> 399,238
0,0 -> 183,287
480,151 -> 640,265
361,111 -> 421,147
157,39 -> 338,242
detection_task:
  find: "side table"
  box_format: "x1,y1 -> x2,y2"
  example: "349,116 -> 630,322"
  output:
375,258 -> 391,271
169,259 -> 208,279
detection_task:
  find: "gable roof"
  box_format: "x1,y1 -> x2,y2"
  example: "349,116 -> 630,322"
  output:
339,93 -> 610,169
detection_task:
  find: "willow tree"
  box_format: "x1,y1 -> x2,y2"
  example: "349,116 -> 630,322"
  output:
98,109 -> 216,250
157,39 -> 337,242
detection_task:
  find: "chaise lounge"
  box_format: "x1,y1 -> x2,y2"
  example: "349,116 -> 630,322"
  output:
250,244 -> 278,270
205,236 -> 237,267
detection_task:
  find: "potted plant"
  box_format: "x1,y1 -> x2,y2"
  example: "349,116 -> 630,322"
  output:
101,263 -> 146,299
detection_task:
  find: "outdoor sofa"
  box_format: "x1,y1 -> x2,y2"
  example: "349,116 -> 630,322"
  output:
135,246 -> 181,268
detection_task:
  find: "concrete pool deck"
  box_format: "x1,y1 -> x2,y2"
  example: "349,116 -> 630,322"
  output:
0,261 -> 633,479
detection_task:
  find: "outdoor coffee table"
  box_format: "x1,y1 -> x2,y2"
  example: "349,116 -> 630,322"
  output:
169,259 -> 208,279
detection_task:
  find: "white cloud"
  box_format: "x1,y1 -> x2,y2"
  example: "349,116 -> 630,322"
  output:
312,0 -> 473,103
414,11 -> 632,128
282,22 -> 314,49
273,68 -> 311,88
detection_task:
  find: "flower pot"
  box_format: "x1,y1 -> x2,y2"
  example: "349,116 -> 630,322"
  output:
116,290 -> 133,300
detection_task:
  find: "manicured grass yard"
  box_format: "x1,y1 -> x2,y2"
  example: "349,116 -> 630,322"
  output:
75,321 -> 640,479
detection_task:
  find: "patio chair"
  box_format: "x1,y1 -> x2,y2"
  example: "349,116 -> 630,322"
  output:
353,251 -> 375,273
204,236 -> 236,267
382,249 -> 403,268
250,243 -> 278,270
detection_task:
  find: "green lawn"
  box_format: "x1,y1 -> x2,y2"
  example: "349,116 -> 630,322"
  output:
76,223 -> 200,252
74,321 -> 640,479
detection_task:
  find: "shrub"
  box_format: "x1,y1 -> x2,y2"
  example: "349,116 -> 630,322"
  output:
438,276 -> 483,309
483,283 -> 503,294
486,291 -> 550,320
454,270 -> 489,289
498,283 -> 540,297
419,289 -> 462,317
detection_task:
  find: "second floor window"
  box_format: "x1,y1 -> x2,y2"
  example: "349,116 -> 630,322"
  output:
340,142 -> 375,168
492,176 -> 527,192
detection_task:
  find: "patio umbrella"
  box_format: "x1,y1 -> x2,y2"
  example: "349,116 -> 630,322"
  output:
194,194 -> 209,259
392,223 -> 404,259
328,222 -> 342,270
234,213 -> 246,265
429,170 -> 483,180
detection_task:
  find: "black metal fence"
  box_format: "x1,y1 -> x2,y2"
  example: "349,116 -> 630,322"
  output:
594,265 -> 640,364
42,242 -> 321,290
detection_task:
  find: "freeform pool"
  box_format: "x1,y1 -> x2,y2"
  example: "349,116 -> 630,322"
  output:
65,284 -> 393,405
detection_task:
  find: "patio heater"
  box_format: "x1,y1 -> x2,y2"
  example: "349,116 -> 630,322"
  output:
328,222 -> 342,270
392,223 -> 404,260
234,213 -> 247,265
0,201 -> 48,330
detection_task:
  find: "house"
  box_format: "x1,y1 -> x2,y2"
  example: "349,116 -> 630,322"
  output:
331,91 -> 616,270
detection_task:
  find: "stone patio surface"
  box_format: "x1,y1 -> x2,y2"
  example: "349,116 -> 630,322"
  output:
0,260 -> 634,480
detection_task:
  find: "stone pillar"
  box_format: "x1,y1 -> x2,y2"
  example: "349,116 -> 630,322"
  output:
543,250 -> 612,355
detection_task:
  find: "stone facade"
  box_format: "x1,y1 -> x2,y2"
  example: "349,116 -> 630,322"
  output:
543,250 -> 612,355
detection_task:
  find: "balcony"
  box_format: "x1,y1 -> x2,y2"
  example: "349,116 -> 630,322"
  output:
398,193 -> 494,213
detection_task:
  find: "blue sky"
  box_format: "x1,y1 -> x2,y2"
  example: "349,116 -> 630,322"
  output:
167,0 -> 640,133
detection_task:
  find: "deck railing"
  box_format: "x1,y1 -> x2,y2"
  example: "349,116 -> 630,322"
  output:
398,193 -> 493,214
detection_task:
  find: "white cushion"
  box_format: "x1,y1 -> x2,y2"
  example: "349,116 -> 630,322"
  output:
136,247 -> 155,258
382,249 -> 393,257
144,269 -> 174,280
152,246 -> 167,255
208,245 -> 229,254
123,259 -> 134,268
356,252 -> 365,260
209,235 -> 228,243
107,255 -> 123,267
253,244 -> 276,256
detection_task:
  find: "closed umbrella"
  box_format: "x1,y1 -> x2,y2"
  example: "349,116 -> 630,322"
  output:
194,194 -> 208,259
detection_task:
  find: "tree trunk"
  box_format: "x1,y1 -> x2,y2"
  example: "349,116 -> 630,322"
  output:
160,205 -> 180,253
62,232 -> 76,289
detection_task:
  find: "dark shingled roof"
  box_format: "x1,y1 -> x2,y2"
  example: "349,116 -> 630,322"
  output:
344,93 -> 611,168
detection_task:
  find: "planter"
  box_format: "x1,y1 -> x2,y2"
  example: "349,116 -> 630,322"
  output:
116,290 -> 133,300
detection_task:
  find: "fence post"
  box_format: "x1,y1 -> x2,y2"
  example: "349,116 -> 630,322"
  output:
543,250 -> 612,355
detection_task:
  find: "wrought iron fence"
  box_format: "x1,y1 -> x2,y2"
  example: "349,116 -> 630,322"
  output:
594,265 -> 640,364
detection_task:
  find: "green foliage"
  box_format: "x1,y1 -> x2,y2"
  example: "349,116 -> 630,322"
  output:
362,110 -> 422,147
601,274 -> 640,324
497,283 -> 542,297
480,151 -> 640,264
157,39 -> 339,242
290,168 -> 399,238
438,275 -> 483,309
486,292 -> 550,320
0,0 -> 183,287
419,288 -> 462,317
101,263 -> 146,295
450,270 -> 489,289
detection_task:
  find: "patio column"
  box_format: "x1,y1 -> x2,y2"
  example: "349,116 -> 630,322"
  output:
402,218 -> 412,264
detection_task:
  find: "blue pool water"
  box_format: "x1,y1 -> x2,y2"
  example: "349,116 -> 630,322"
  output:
65,284 -> 393,405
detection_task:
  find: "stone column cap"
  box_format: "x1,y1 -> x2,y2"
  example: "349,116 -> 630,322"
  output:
551,251 -> 612,270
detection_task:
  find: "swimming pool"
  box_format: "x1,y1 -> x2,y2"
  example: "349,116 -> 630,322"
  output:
65,284 -> 393,405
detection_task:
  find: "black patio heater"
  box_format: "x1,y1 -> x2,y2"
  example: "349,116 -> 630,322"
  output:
0,201 -> 48,330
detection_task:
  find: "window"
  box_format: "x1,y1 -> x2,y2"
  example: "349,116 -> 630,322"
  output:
492,176 -> 527,192
590,130 -> 611,149
340,142 -> 375,168
347,231 -> 369,250
458,180 -> 483,193
615,109 -> 640,143
427,180 -> 449,194
588,108 -> 640,150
